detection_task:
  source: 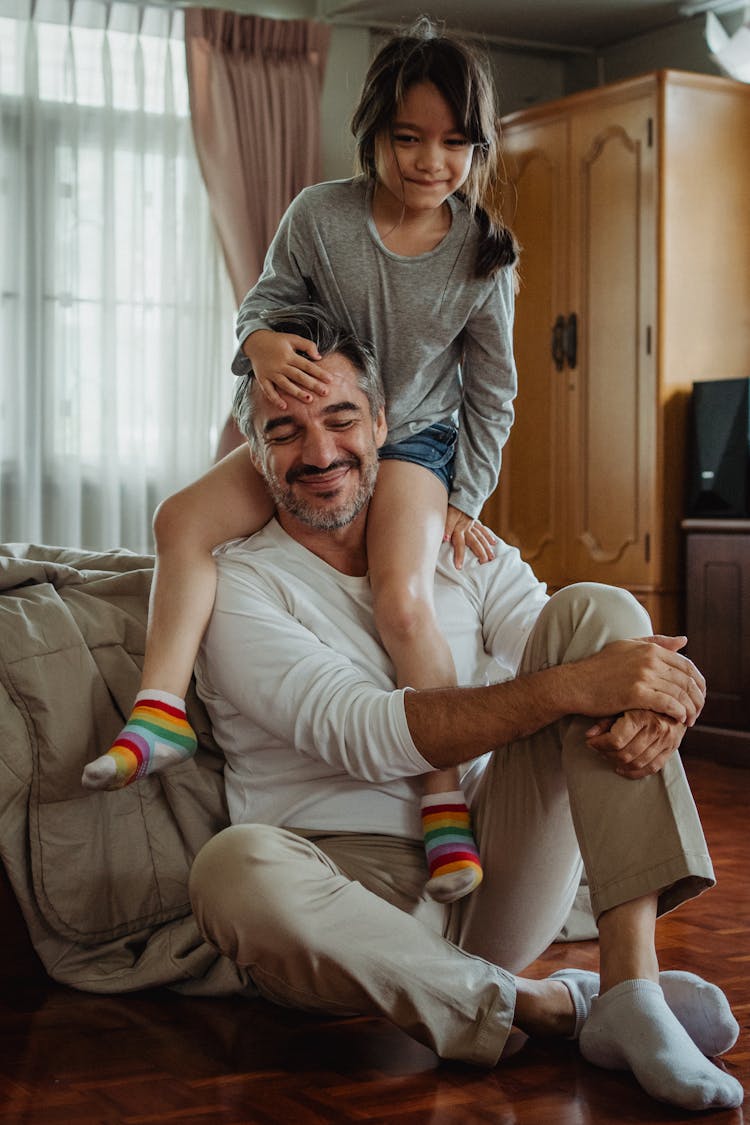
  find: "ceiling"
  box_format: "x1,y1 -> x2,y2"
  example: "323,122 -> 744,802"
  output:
317,0 -> 716,52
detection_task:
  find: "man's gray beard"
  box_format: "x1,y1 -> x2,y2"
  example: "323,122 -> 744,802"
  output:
264,457 -> 378,531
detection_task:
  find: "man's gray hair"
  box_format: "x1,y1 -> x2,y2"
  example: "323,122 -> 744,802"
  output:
233,304 -> 385,452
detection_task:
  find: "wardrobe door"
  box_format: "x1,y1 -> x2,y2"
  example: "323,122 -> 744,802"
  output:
566,94 -> 657,590
488,115 -> 570,586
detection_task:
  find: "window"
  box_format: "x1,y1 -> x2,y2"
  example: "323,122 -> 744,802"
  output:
0,2 -> 235,552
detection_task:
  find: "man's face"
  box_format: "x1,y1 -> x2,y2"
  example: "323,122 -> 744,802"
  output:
251,353 -> 387,532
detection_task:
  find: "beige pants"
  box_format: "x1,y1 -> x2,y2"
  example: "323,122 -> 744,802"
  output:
189,583 -> 714,1066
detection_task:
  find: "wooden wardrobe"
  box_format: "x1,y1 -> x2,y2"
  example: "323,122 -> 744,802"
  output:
482,70 -> 750,634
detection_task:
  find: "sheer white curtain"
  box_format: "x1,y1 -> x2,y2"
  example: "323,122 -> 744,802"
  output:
0,0 -> 235,553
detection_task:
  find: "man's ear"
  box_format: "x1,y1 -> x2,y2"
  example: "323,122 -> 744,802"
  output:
374,408 -> 388,449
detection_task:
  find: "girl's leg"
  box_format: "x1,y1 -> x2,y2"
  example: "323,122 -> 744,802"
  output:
82,446 -> 273,790
367,460 -> 482,902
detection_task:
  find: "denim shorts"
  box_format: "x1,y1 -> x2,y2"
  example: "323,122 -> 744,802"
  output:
378,421 -> 457,492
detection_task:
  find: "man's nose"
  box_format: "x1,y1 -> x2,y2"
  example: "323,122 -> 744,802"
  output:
301,426 -> 338,466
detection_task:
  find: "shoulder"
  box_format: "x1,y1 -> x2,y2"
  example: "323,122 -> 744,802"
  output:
290,178 -> 363,216
441,198 -> 490,286
446,192 -> 474,247
213,521 -> 345,608
446,197 -> 517,296
278,179 -> 365,245
213,525 -> 290,595
466,260 -> 517,316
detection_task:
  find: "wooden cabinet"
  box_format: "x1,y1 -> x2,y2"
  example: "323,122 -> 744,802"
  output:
483,70 -> 750,634
682,519 -> 750,764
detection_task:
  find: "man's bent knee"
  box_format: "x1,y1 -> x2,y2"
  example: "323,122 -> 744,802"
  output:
522,582 -> 653,674
189,824 -> 316,963
547,583 -> 651,645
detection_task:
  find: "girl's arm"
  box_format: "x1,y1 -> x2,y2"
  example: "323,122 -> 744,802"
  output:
233,191 -> 316,371
441,268 -> 517,567
231,191 -> 333,407
451,267 -> 518,521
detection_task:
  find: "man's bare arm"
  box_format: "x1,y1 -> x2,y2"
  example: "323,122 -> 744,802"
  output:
404,636 -> 705,770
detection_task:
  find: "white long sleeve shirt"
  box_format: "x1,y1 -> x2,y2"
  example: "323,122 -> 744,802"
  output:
195,520 -> 548,841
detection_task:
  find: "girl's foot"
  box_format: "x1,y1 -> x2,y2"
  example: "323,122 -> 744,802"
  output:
421,790 -> 483,903
82,690 -> 197,790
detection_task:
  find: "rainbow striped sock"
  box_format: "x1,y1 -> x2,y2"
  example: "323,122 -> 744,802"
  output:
81,690 -> 197,791
421,789 -> 483,903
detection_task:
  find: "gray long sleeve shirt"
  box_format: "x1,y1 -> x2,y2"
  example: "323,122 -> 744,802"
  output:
233,178 -> 517,517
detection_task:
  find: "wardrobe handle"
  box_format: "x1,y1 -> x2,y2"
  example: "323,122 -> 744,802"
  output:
551,315 -> 565,371
565,312 -> 578,370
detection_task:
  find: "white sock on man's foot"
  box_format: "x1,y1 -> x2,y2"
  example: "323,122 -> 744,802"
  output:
660,970 -> 740,1057
551,968 -> 739,1055
579,979 -> 744,1111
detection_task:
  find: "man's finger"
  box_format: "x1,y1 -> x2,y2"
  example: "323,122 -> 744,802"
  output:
647,634 -> 687,653
616,749 -> 673,779
666,647 -> 706,694
636,684 -> 689,723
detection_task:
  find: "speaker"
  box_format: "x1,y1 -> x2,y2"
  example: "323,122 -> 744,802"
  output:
686,377 -> 750,518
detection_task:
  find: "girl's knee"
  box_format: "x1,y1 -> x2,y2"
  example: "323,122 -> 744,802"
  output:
372,582 -> 436,643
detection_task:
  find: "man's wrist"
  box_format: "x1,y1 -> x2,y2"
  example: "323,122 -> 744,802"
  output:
536,661 -> 579,724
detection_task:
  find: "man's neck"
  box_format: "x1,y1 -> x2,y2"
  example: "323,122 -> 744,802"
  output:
276,509 -> 369,577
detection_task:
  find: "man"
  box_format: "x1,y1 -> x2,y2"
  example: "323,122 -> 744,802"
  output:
190,305 -> 742,1113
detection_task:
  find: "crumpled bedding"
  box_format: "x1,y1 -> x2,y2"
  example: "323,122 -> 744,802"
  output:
0,543 -> 252,996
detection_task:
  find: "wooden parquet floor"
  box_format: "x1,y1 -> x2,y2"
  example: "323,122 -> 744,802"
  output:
1,755 -> 747,1125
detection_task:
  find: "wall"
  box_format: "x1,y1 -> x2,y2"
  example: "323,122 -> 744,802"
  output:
489,46 -> 568,114
597,11 -> 743,85
565,11 -> 745,92
320,25 -> 371,181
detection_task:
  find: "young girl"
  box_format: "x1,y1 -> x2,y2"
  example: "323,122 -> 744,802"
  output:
83,19 -> 519,904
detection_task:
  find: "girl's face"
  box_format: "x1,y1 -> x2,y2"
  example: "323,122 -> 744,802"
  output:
375,80 -> 475,215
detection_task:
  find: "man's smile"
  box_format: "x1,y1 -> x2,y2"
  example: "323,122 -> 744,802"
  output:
288,459 -> 360,493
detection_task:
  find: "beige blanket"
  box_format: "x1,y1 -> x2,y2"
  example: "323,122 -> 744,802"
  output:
0,543 -> 252,996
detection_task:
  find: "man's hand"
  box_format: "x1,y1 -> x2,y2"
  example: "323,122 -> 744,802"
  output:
567,635 -> 706,727
243,329 -> 332,409
444,504 -> 497,568
586,709 -> 686,779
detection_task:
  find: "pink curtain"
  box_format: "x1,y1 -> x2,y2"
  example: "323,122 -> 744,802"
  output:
184,10 -> 331,305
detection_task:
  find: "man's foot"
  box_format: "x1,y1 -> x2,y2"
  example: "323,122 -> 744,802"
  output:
421,790 -> 483,903
579,980 -> 744,1111
551,968 -> 739,1054
660,970 -> 740,1057
81,690 -> 197,790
